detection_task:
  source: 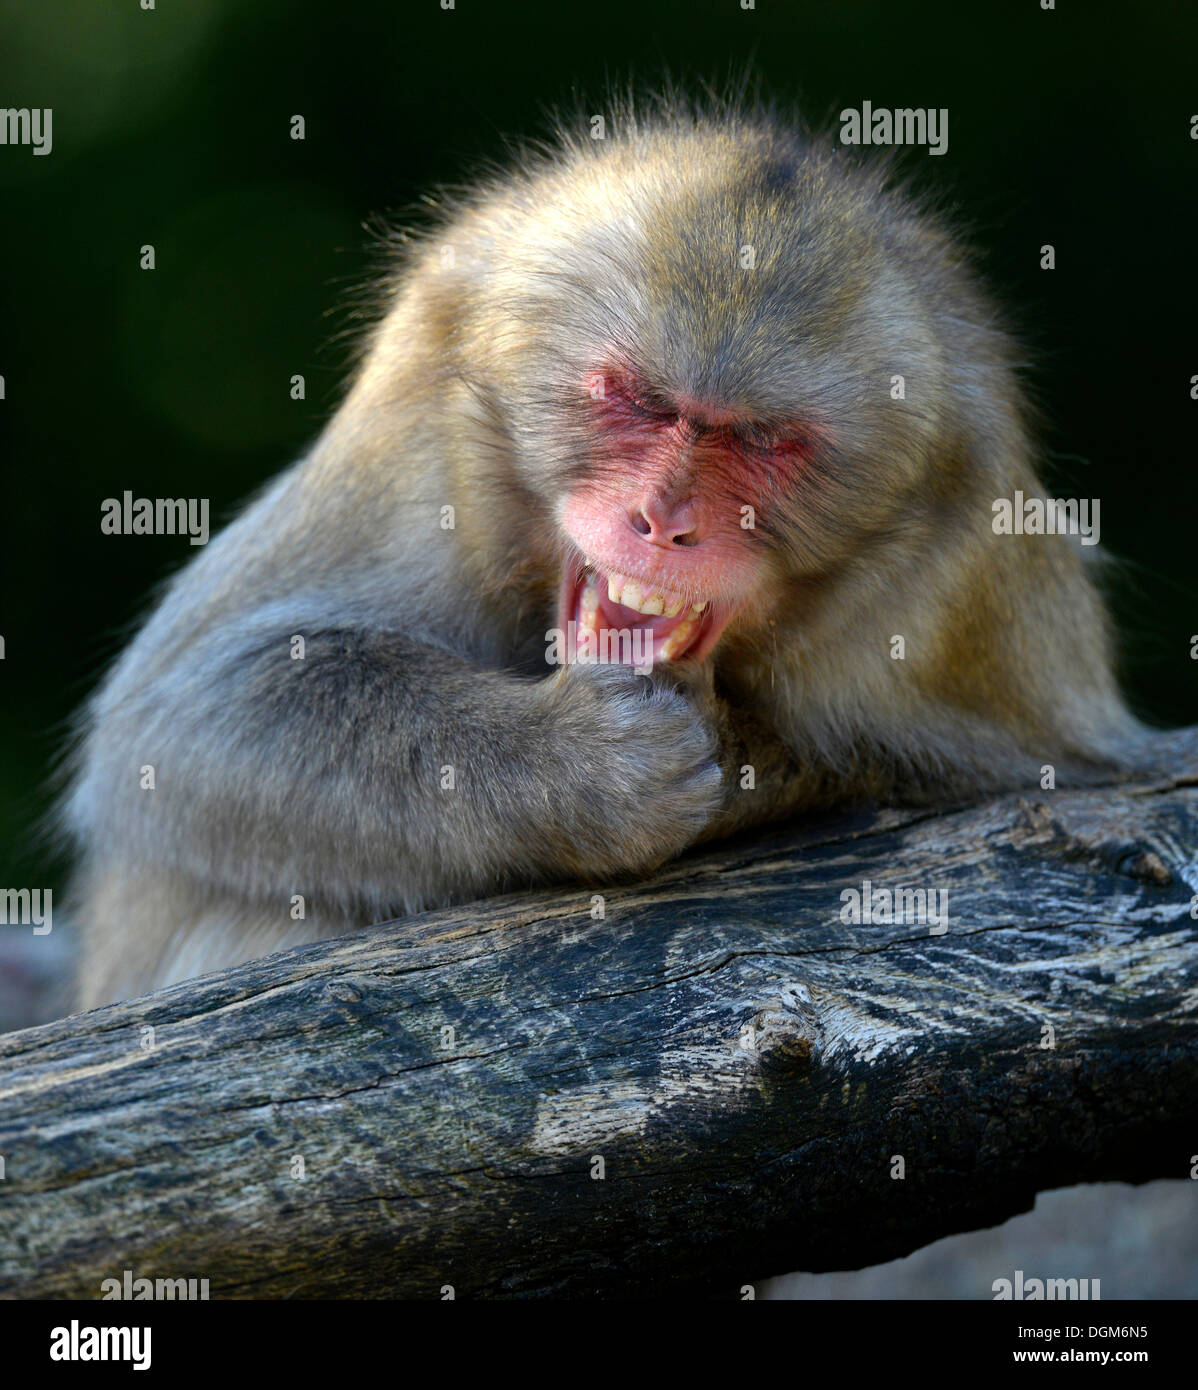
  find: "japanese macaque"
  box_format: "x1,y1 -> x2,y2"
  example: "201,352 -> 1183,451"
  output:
63,94 -> 1139,1009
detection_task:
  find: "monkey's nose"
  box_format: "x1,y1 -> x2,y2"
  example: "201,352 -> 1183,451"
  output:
630,499 -> 702,547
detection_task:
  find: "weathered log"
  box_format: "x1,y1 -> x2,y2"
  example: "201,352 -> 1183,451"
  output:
2,730 -> 1196,1299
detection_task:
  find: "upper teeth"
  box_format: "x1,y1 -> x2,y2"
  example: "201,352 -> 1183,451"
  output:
604,571 -> 706,619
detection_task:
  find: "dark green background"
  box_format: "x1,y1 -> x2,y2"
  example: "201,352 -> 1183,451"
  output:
1,0 -> 1195,891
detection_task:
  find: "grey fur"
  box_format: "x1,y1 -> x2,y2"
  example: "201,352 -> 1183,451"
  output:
62,93 -> 1139,1008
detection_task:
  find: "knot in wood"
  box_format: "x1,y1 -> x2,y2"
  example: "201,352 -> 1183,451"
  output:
739,983 -> 817,1072
322,979 -> 363,1003
1117,849 -> 1173,885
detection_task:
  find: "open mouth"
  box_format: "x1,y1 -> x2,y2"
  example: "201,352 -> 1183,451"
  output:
558,563 -> 730,666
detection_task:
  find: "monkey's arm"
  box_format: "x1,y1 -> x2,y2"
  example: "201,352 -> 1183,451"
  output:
70,610 -> 725,918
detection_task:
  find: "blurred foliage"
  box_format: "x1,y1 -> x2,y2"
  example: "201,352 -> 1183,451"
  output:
0,0 -> 1194,891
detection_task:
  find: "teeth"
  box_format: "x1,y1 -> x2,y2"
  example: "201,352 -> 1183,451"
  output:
580,571 -> 600,615
593,569 -> 711,623
658,613 -> 700,662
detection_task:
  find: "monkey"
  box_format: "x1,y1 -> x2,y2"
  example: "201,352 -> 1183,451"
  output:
60,91 -> 1142,1010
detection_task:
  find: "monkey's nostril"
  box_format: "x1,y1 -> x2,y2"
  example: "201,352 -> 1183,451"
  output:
631,502 -> 700,546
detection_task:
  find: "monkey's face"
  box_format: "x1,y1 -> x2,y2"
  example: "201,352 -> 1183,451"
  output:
555,366 -> 816,664
498,140 -> 970,667
544,264 -> 942,668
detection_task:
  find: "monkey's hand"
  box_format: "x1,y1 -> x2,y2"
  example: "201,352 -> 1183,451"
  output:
656,658 -> 821,845
538,662 -> 724,879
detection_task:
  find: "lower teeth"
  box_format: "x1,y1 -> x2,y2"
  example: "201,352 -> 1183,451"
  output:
658,616 -> 699,662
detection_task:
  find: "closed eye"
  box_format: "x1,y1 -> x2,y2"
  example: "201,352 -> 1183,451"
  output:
591,372 -> 678,428
624,386 -> 676,423
731,420 -> 808,454
733,423 -> 777,451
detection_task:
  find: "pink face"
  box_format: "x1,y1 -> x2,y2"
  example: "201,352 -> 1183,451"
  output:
557,366 -> 811,665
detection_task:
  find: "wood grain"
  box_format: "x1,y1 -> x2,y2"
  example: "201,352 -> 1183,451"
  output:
2,730 -> 1196,1299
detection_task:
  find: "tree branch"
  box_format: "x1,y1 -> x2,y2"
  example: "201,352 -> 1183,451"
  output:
2,731 -> 1196,1298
